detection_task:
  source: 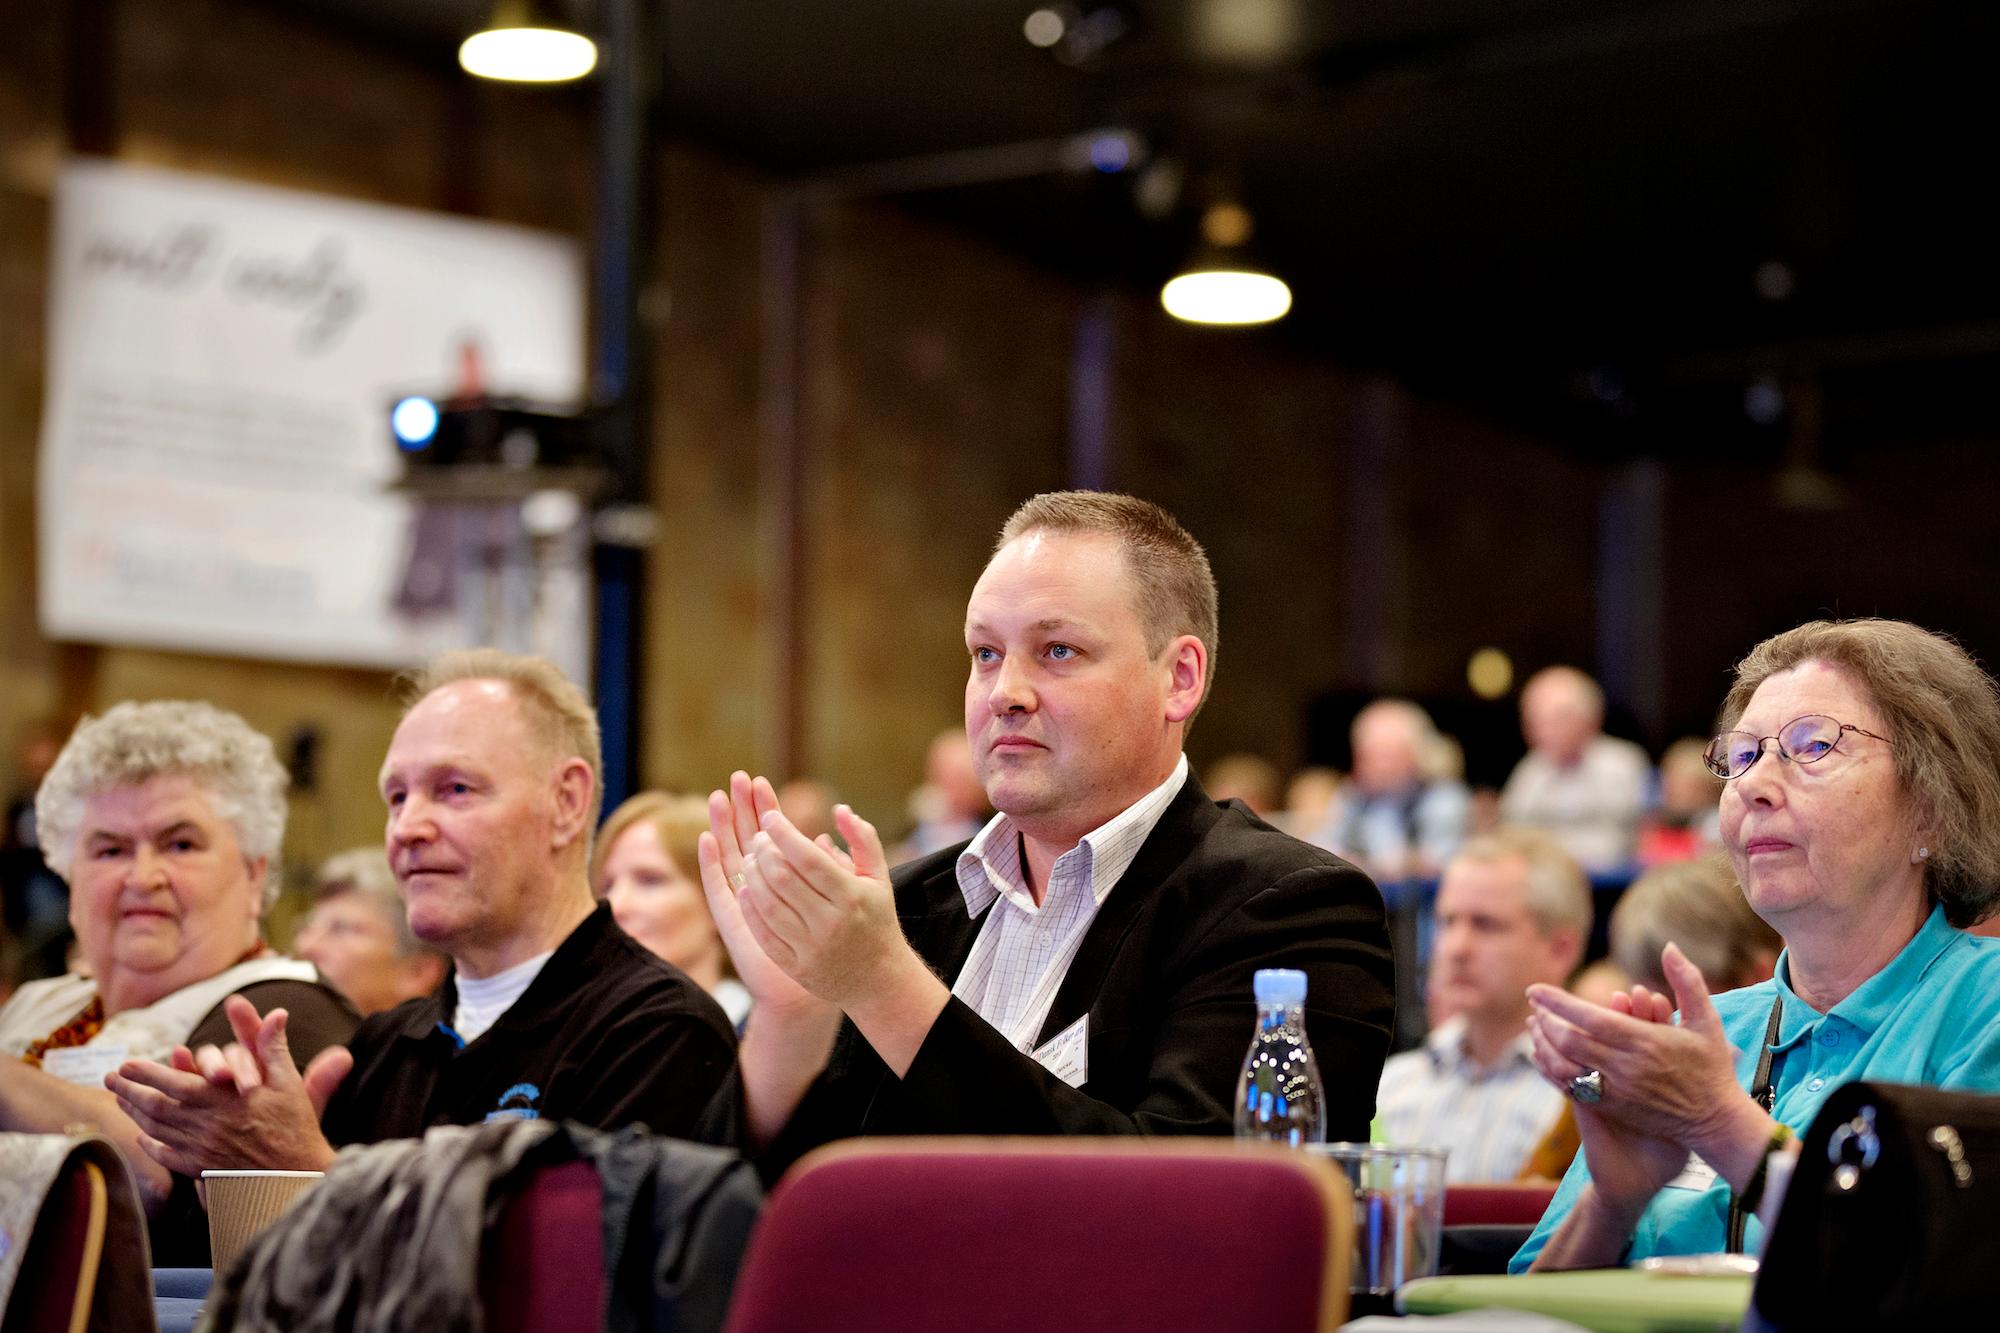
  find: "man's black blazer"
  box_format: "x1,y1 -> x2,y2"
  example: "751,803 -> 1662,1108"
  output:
761,772 -> 1395,1177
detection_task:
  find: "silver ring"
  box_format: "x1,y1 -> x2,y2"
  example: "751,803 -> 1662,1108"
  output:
729,871 -> 747,890
1568,1069 -> 1605,1104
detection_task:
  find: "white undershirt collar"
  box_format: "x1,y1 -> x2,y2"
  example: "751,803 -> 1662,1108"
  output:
450,949 -> 552,1045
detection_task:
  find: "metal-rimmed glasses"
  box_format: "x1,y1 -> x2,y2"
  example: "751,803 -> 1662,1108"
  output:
1703,713 -> 1892,780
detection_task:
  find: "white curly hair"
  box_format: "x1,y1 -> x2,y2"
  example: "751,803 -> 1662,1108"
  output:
35,700 -> 290,909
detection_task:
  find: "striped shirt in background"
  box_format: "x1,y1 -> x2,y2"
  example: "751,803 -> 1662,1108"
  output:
1375,1015 -> 1566,1182
952,754 -> 1189,1055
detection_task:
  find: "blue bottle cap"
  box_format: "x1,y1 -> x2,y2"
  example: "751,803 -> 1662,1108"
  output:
1253,968 -> 1308,1006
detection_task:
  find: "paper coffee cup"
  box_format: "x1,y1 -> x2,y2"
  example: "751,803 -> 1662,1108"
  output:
202,1169 -> 323,1273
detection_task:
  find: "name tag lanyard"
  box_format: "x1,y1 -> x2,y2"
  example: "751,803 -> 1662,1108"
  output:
1726,996 -> 1785,1254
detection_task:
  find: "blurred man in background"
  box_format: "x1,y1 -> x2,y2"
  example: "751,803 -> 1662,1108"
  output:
1316,699 -> 1470,883
895,729 -> 991,861
1380,828 -> 1590,1182
1499,667 -> 1649,873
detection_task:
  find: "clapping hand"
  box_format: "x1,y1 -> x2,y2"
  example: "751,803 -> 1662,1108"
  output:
1527,976 -> 1685,1211
698,772 -> 839,1017
107,995 -> 349,1177
1527,943 -> 1768,1209
699,771 -> 914,1011
698,772 -> 950,1138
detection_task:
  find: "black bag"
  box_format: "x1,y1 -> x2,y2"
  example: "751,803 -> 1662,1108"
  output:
1752,1080 -> 2000,1330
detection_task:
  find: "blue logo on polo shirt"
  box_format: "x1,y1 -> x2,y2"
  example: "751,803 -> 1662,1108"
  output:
484,1081 -> 543,1122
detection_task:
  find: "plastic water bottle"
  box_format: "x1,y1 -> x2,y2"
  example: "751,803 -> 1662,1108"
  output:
1234,968 -> 1326,1145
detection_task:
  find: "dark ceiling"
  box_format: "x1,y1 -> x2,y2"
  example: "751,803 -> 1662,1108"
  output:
285,0 -> 2000,453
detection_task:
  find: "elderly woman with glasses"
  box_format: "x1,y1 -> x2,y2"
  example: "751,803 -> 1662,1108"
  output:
0,701 -> 356,1255
1514,619 -> 2000,1270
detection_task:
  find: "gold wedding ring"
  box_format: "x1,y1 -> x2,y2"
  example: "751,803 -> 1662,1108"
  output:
729,870 -> 748,890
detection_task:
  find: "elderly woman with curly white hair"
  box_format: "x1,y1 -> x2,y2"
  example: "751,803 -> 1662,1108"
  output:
0,701 -> 355,1253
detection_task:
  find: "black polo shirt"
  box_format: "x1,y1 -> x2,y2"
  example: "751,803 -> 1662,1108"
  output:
319,903 -> 735,1146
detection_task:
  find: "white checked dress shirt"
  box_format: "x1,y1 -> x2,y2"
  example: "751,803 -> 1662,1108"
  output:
951,754 -> 1189,1055
1375,1015 -> 1566,1182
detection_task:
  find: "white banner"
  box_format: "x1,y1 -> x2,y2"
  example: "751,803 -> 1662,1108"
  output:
37,159 -> 588,669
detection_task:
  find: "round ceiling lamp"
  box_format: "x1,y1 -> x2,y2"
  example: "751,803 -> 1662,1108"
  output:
1161,200 -> 1292,326
1160,269 -> 1293,325
460,0 -> 598,83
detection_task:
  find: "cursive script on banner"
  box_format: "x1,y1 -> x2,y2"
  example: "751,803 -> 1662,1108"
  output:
228,238 -> 365,352
80,224 -> 218,290
76,224 -> 367,353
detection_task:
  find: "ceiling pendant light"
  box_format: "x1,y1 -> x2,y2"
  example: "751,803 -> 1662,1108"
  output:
1160,200 -> 1292,326
460,0 -> 598,83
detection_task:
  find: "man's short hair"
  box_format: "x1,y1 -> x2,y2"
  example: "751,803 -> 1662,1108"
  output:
399,649 -> 605,830
1451,826 -> 1593,944
997,491 -> 1219,711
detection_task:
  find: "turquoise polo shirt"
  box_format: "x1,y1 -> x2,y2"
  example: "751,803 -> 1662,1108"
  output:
1513,905 -> 2000,1271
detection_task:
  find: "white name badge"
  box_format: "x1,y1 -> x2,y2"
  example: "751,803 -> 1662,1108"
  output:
1664,1153 -> 1720,1192
42,1045 -> 129,1089
1030,1014 -> 1090,1088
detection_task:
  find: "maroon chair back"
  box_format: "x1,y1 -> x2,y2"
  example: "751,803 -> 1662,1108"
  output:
723,1138 -> 1352,1333
479,1159 -> 604,1333
1441,1182 -> 1558,1228
1,1159 -> 106,1333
